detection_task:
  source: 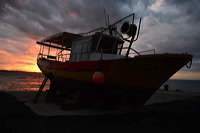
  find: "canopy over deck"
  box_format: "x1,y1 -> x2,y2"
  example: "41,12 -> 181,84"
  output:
41,32 -> 82,47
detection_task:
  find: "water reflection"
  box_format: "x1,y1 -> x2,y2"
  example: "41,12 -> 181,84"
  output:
0,72 -> 50,91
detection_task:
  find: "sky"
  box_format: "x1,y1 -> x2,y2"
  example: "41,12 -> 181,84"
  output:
0,0 -> 200,80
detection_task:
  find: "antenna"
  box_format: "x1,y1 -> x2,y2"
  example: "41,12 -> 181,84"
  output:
107,13 -> 110,26
104,8 -> 110,27
104,8 -> 108,27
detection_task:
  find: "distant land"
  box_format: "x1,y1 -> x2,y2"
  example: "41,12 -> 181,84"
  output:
0,70 -> 42,75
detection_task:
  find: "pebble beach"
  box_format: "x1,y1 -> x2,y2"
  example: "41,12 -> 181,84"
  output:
1,89 -> 200,133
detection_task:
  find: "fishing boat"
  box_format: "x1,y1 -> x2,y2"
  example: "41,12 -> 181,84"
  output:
35,13 -> 193,107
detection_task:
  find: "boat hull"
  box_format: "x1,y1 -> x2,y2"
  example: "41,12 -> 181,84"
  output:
37,54 -> 193,107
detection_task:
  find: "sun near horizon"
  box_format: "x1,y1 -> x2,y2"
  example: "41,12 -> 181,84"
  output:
1,63 -> 41,73
0,38 -> 42,73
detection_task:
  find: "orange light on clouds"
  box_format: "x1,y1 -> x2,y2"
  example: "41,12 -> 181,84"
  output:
0,49 -> 12,56
155,0 -> 163,6
0,38 -> 41,72
155,1 -> 161,5
0,54 -> 41,72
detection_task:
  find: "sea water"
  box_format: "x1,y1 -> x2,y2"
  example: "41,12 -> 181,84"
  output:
0,71 -> 50,91
0,71 -> 200,92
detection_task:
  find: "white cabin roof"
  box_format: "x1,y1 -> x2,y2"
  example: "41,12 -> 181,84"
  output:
41,32 -> 82,47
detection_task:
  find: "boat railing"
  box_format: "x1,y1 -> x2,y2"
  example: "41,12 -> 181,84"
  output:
80,27 -> 123,39
57,54 -> 70,62
80,27 -> 106,36
38,53 -> 70,62
38,53 -> 56,60
95,47 -> 155,56
69,47 -> 156,62
123,48 -> 156,56
38,47 -> 156,62
138,49 -> 156,54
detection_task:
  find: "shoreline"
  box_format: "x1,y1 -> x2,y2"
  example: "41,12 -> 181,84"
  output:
1,90 -> 200,132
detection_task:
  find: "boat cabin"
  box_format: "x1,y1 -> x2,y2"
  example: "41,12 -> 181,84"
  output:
37,30 -> 125,62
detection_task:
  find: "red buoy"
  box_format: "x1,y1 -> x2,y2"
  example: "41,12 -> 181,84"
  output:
92,71 -> 105,84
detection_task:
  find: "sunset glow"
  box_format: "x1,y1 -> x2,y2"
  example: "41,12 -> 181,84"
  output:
0,38 -> 41,72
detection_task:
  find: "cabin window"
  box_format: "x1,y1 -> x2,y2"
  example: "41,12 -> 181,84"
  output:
91,34 -> 124,54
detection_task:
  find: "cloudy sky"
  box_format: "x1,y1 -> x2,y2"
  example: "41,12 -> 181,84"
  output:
0,0 -> 200,80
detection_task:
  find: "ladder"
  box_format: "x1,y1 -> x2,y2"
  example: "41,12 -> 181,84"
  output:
33,76 -> 48,103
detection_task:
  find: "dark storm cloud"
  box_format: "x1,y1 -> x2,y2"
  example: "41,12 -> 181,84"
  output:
0,0 -> 157,40
165,0 -> 200,22
133,0 -> 200,73
0,0 -> 65,39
